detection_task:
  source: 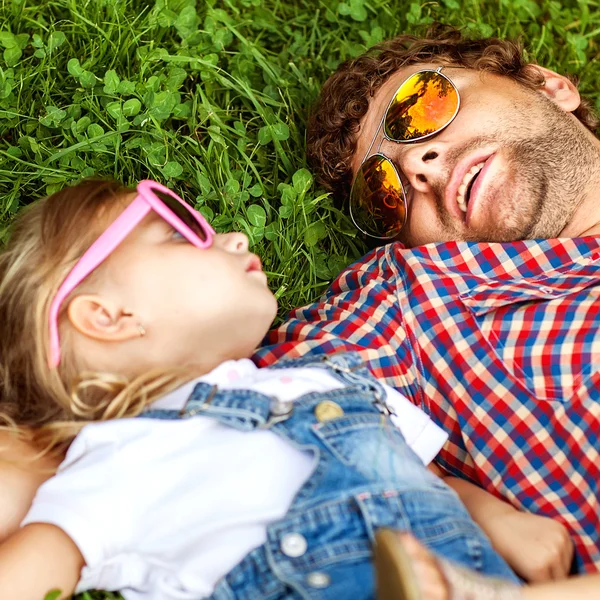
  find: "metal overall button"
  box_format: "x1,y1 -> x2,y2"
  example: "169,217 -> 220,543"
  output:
320,354 -> 353,373
369,381 -> 397,417
270,396 -> 293,417
306,572 -> 331,588
280,533 -> 307,557
314,400 -> 344,422
373,398 -> 395,417
180,385 -> 218,417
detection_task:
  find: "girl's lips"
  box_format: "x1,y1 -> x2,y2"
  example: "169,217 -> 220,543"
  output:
246,254 -> 262,273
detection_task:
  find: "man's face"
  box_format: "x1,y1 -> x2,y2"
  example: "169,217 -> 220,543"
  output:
352,62 -> 596,247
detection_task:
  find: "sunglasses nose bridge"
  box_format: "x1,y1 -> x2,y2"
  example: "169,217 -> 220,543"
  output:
378,139 -> 418,187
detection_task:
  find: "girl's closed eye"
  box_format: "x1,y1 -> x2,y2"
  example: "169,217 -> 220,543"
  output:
169,226 -> 188,242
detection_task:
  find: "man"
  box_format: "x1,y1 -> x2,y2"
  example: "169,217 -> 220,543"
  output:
305,24 -> 600,246
254,24 -> 600,575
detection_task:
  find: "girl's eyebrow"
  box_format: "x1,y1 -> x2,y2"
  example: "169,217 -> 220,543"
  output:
150,215 -> 181,238
135,213 -> 172,238
146,211 -> 163,223
141,211 -> 168,229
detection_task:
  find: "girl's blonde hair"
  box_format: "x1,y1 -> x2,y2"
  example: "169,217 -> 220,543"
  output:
0,179 -> 202,459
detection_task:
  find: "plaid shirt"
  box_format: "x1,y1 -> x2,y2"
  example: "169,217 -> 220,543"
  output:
253,237 -> 600,573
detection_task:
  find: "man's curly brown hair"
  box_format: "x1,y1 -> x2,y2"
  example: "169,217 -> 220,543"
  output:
307,23 -> 600,204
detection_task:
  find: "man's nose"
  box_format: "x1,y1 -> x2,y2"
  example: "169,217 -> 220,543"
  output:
216,231 -> 249,253
393,142 -> 445,191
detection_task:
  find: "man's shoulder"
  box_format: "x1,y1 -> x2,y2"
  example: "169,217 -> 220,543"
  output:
392,236 -> 600,279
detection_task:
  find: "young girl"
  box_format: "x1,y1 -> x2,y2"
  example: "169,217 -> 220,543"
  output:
0,178 -> 529,599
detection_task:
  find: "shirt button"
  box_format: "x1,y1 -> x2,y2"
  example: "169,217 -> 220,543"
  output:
270,397 -> 293,417
307,572 -> 331,588
314,400 -> 344,422
280,533 -> 307,557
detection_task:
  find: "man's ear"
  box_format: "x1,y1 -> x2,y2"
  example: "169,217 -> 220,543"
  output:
532,65 -> 581,113
67,295 -> 142,342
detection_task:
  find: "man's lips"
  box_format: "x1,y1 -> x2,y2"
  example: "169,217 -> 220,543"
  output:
466,153 -> 496,224
445,151 -> 495,222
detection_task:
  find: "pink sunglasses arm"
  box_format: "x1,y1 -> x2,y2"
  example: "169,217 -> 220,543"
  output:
48,198 -> 151,367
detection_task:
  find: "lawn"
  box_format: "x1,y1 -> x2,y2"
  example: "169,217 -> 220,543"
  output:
0,0 -> 599,598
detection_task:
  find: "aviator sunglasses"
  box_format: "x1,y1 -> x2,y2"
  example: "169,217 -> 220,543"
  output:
48,180 -> 215,368
350,66 -> 461,240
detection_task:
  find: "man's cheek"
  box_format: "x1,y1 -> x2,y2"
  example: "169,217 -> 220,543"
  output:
404,206 -> 446,247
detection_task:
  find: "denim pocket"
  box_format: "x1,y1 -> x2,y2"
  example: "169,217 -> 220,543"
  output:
355,487 -> 501,576
312,412 -> 430,486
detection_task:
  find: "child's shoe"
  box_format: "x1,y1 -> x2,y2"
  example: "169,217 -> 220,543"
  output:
374,529 -> 523,600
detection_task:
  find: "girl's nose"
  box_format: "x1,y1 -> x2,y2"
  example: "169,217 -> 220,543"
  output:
217,231 -> 249,253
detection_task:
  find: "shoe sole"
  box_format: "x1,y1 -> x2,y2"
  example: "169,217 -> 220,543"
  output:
374,529 -> 422,600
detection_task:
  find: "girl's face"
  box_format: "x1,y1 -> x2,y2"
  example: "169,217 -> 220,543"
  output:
90,205 -> 278,373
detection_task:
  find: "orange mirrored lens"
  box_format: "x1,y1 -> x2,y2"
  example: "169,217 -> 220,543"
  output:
384,71 -> 459,141
350,154 -> 406,239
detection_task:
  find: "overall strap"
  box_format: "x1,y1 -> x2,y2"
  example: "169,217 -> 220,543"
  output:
264,350 -> 364,372
140,353 -> 392,429
141,382 -> 277,430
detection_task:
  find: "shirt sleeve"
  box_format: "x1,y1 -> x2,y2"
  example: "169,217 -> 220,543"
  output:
21,427 -> 127,567
382,383 -> 448,465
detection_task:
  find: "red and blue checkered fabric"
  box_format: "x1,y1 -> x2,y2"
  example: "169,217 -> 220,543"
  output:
254,237 -> 600,573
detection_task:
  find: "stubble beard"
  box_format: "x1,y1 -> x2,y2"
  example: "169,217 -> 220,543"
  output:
433,95 -> 600,243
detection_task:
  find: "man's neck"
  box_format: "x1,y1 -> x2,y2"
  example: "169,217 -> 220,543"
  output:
561,196 -> 600,237
559,135 -> 600,238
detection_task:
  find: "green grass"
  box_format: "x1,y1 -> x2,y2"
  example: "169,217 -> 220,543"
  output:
1,0 -> 600,320
0,0 -> 599,598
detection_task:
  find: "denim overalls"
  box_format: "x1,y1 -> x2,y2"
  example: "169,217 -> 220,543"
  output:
143,353 -> 518,599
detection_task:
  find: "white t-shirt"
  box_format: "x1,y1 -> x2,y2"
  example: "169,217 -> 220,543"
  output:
23,359 -> 447,600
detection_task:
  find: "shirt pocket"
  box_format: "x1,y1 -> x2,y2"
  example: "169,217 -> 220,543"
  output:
458,274 -> 600,402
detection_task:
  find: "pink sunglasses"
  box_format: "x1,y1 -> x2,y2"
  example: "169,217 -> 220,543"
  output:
48,179 -> 215,368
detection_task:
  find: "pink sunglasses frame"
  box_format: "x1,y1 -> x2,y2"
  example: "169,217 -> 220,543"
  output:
48,179 -> 215,368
